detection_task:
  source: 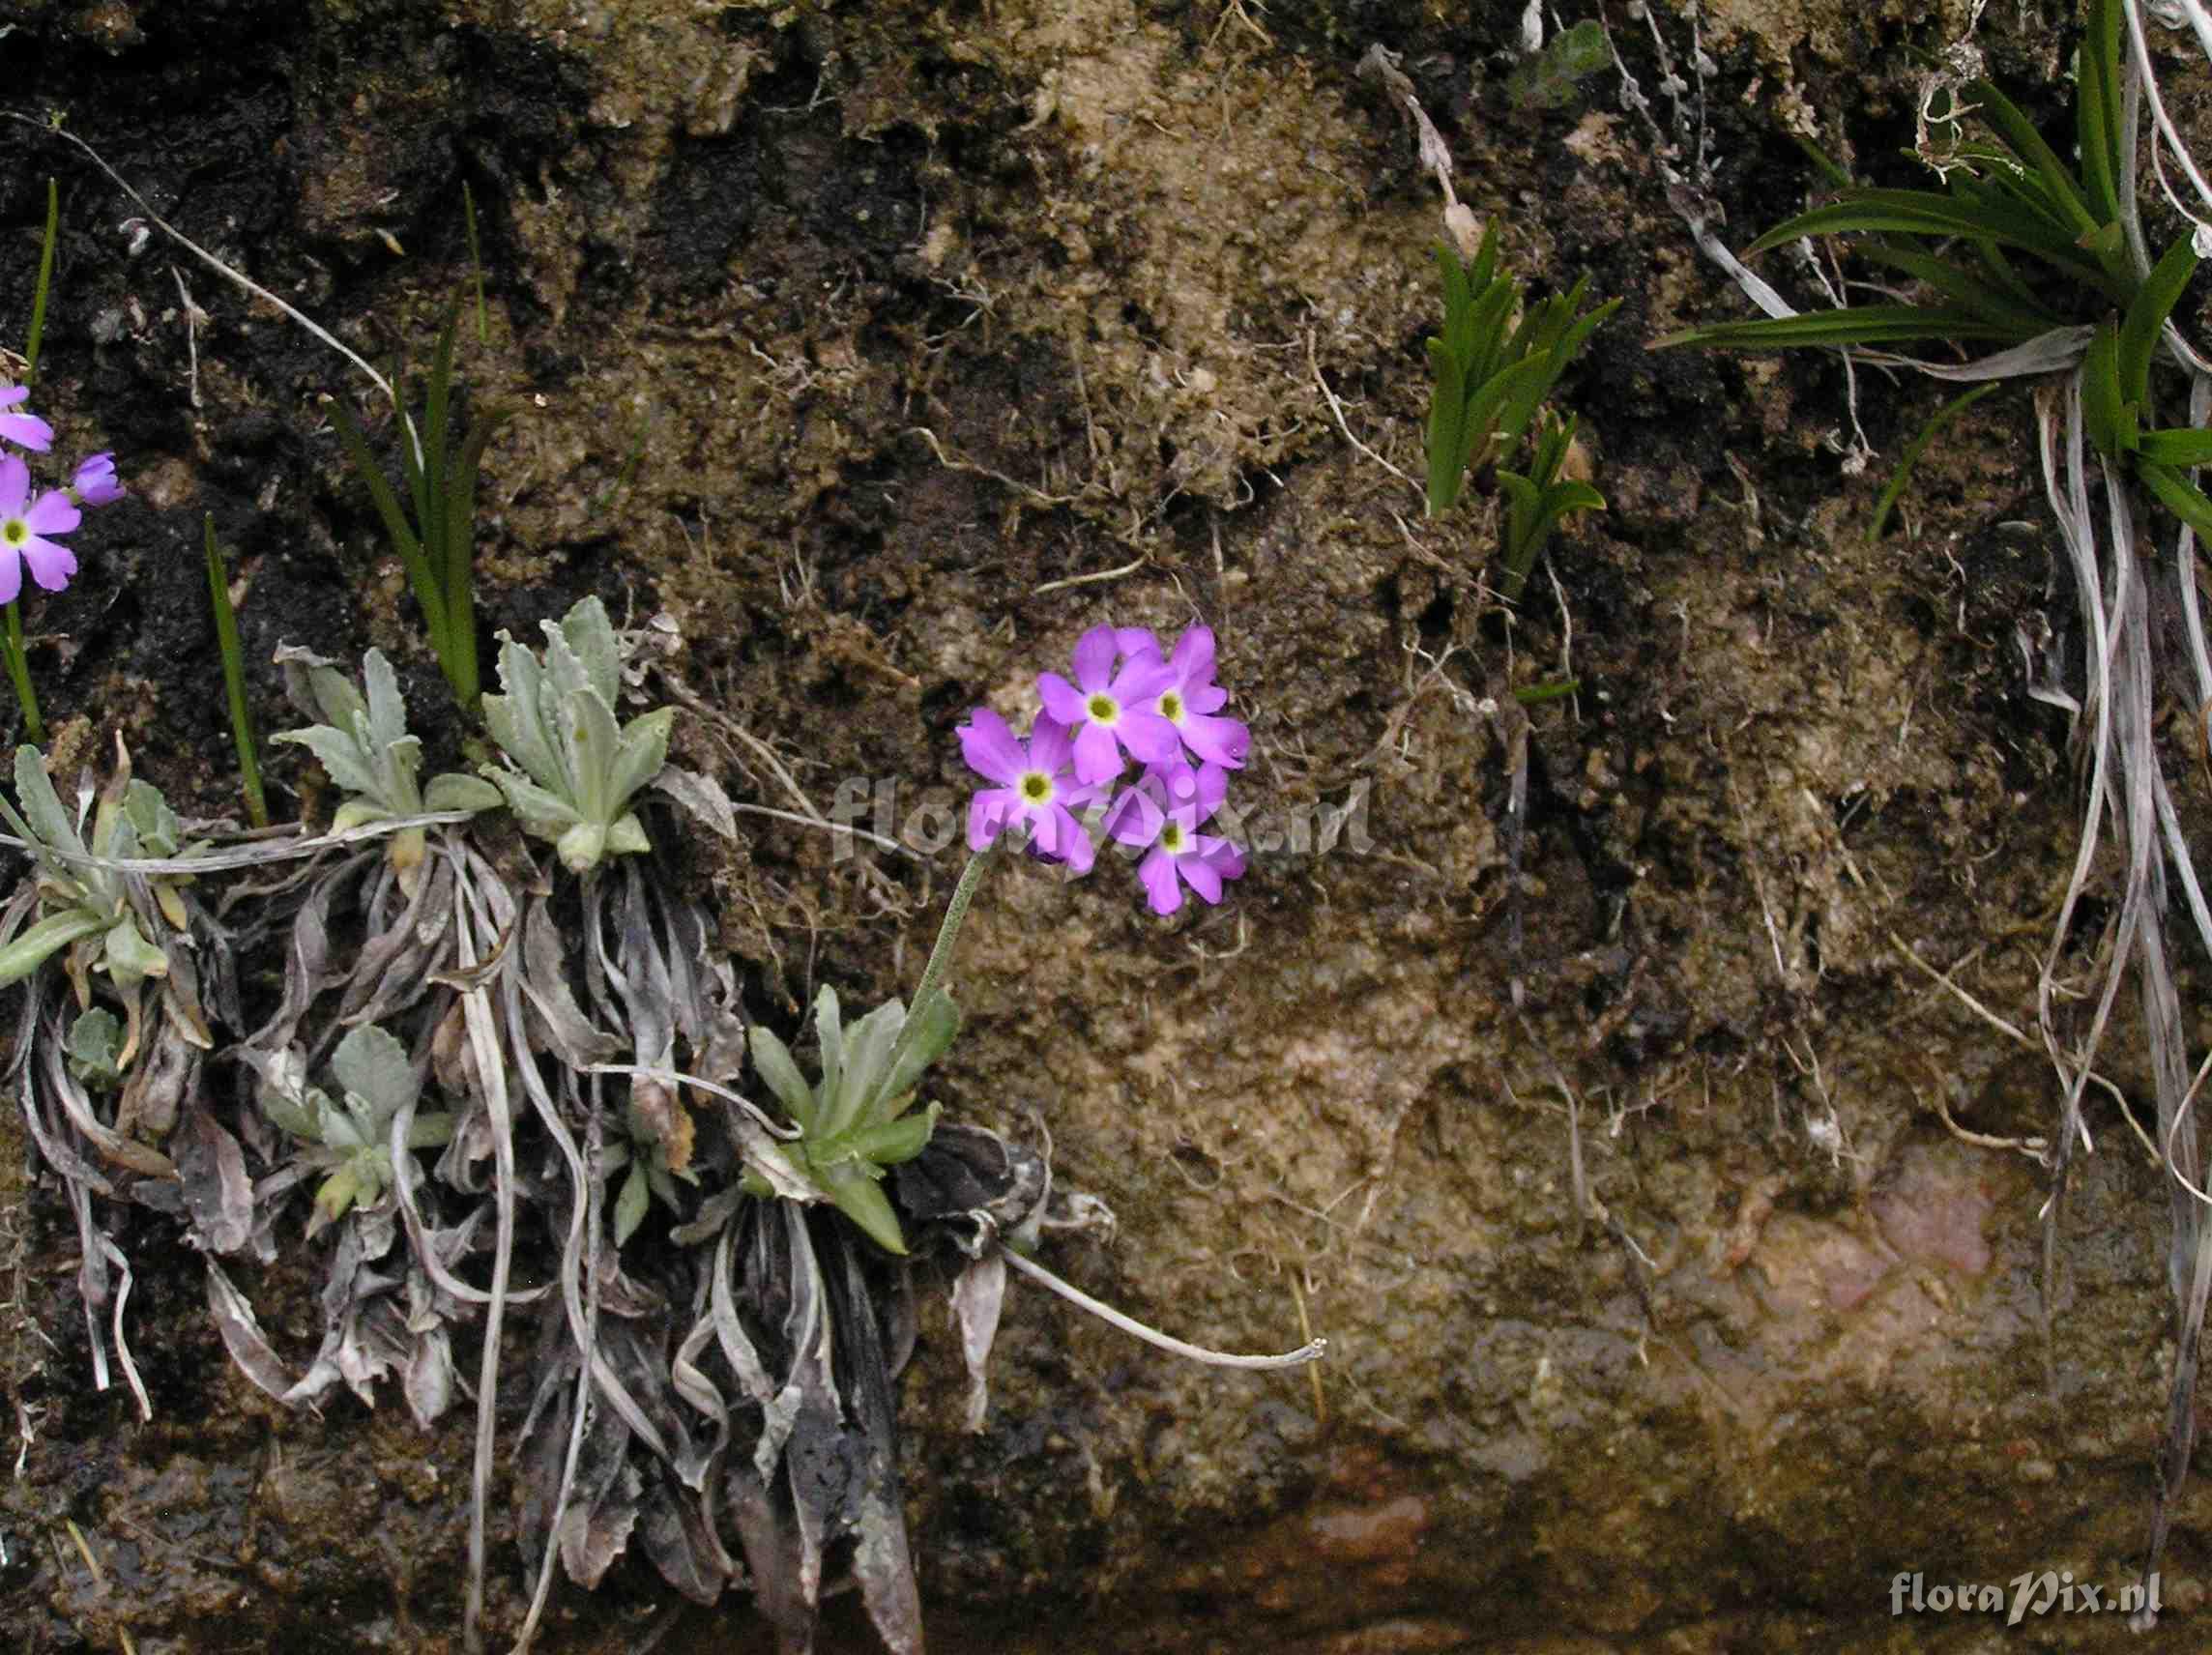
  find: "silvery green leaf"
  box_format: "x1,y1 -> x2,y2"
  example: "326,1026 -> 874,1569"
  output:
424,772 -> 503,812
369,733 -> 424,814
15,745 -> 84,858
122,780 -> 182,858
306,660 -> 367,734
540,612 -> 596,710
556,595 -> 620,708
608,707 -> 674,816
331,798 -> 393,832
331,1024 -> 419,1120
813,985 -> 843,1117
481,766 -> 585,841
486,633 -> 563,793
842,1102 -> 939,1168
876,989 -> 959,1118
829,999 -> 906,1137
558,684 -> 624,825
651,767 -> 737,839
555,820 -> 608,874
604,813 -> 651,857
315,1089 -> 364,1151
748,1024 -> 817,1131
362,650 -> 409,752
274,726 -> 385,801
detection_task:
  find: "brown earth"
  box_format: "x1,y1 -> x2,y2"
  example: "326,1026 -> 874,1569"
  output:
0,0 -> 2201,1650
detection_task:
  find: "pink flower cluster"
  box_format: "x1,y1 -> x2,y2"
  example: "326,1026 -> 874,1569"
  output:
0,383 -> 123,605
959,624 -> 1251,915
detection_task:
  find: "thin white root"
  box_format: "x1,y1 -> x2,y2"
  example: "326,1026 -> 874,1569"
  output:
1000,1246 -> 1325,1370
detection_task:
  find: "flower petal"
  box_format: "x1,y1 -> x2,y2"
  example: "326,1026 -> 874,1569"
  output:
1198,834 -> 1247,882
1183,683 -> 1229,715
968,788 -> 1017,851
1036,672 -> 1088,725
1070,624 -> 1120,691
1114,625 -> 1162,663
1029,711 -> 1076,774
1138,848 -> 1183,914
1103,785 -> 1163,848
1179,712 -> 1249,769
1115,711 -> 1182,767
1035,803 -> 1096,874
957,707 -> 1027,784
1109,655 -> 1175,704
0,456 -> 27,516
0,387 -> 22,411
1178,852 -> 1224,906
1191,761 -> 1229,821
0,550 -> 23,606
1071,720 -> 1124,784
0,412 -> 52,454
19,533 -> 75,594
24,491 -> 79,537
1168,625 -> 1216,686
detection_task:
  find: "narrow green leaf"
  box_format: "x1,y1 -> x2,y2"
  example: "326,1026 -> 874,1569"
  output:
2119,235 -> 2199,405
1654,305 -> 2033,352
2141,461 -> 2212,542
2137,427 -> 2212,468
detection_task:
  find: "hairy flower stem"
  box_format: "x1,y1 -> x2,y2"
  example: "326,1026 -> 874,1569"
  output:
1000,1246 -> 1326,1370
911,847 -> 992,1016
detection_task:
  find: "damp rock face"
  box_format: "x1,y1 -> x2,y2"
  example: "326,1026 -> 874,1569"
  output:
0,1 -> 2195,1651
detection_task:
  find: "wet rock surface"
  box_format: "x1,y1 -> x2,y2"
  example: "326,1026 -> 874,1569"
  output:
0,0 -> 2200,1649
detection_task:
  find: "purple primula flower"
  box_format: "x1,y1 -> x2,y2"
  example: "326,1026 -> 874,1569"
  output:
1103,758 -> 1247,915
959,708 -> 1107,873
0,455 -> 79,604
0,386 -> 52,455
69,452 -> 124,507
1036,624 -> 1180,784
1147,624 -> 1249,769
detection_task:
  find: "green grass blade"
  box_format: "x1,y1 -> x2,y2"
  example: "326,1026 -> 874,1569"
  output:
421,296 -> 462,589
441,411 -> 507,710
1849,245 -> 2055,338
204,516 -> 268,828
2137,427 -> 2212,467
1743,189 -> 2110,277
2141,460 -> 2212,542
2119,234 -> 2198,404
2077,0 -> 2127,230
1869,382 -> 2001,540
1964,80 -> 2097,240
463,181 -> 489,346
1654,305 -> 2033,351
329,397 -> 446,644
2081,318 -> 2138,459
23,179 -> 57,395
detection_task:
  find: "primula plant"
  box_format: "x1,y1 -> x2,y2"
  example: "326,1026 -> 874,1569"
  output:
0,136 -> 1320,1653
